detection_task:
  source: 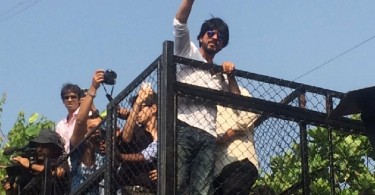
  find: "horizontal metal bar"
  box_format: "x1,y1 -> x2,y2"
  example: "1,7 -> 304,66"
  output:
175,82 -> 365,134
174,55 -> 344,98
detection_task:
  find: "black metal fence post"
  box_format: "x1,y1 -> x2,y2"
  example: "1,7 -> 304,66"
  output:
105,105 -> 116,194
299,91 -> 310,195
326,94 -> 336,195
158,40 -> 177,195
41,157 -> 51,195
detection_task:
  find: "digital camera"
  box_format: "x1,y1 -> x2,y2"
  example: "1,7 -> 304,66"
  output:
103,69 -> 117,85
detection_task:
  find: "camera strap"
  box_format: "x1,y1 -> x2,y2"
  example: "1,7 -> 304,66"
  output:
102,84 -> 115,102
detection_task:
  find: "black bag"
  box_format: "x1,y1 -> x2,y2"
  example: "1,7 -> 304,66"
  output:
213,158 -> 259,195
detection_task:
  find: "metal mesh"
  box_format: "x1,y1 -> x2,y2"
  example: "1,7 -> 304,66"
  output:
112,70 -> 159,194
9,154 -> 72,195
22,41 -> 371,195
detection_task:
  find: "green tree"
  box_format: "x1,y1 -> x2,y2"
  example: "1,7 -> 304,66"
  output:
0,96 -> 54,194
255,124 -> 375,194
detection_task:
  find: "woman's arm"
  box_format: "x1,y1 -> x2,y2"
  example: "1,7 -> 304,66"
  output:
122,84 -> 154,142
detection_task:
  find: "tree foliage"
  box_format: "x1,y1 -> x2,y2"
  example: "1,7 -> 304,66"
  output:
0,93 -> 6,147
0,93 -> 55,195
255,123 -> 375,195
0,107 -> 54,191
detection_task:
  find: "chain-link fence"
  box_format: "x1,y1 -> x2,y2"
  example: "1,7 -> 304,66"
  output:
18,41 -> 372,195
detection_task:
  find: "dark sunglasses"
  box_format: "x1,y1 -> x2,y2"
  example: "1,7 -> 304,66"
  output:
63,95 -> 78,100
206,30 -> 224,42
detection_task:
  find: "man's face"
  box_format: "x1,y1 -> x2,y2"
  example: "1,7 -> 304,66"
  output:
200,30 -> 224,55
137,104 -> 156,125
36,143 -> 56,161
63,92 -> 80,113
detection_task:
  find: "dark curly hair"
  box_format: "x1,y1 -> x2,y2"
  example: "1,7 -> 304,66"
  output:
197,17 -> 229,48
60,83 -> 81,101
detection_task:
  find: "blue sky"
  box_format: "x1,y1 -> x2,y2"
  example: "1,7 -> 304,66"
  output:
1,1 -> 375,136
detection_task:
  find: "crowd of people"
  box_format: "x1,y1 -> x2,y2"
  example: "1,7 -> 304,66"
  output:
2,0 -> 262,194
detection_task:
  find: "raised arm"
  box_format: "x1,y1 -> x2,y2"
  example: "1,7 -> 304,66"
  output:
122,84 -> 154,142
121,96 -> 141,143
175,0 -> 195,23
70,70 -> 104,148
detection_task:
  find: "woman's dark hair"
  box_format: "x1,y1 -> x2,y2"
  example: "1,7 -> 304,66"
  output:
60,83 -> 81,100
197,17 -> 229,48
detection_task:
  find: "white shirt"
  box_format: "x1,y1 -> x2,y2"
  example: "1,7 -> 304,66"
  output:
214,87 -> 260,175
174,18 -> 226,137
56,108 -> 79,153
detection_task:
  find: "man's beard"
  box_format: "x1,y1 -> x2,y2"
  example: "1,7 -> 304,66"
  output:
202,42 -> 221,55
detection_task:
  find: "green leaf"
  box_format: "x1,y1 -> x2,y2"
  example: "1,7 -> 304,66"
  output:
100,110 -> 107,118
25,124 -> 39,137
28,113 -> 40,124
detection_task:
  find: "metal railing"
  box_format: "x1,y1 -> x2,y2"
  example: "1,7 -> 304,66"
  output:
67,40 -> 369,195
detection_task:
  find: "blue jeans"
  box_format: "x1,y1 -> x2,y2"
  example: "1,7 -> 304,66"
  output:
176,122 -> 216,195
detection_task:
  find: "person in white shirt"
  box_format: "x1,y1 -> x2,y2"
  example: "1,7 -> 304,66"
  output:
213,86 -> 260,194
56,83 -> 81,153
174,0 -> 240,194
